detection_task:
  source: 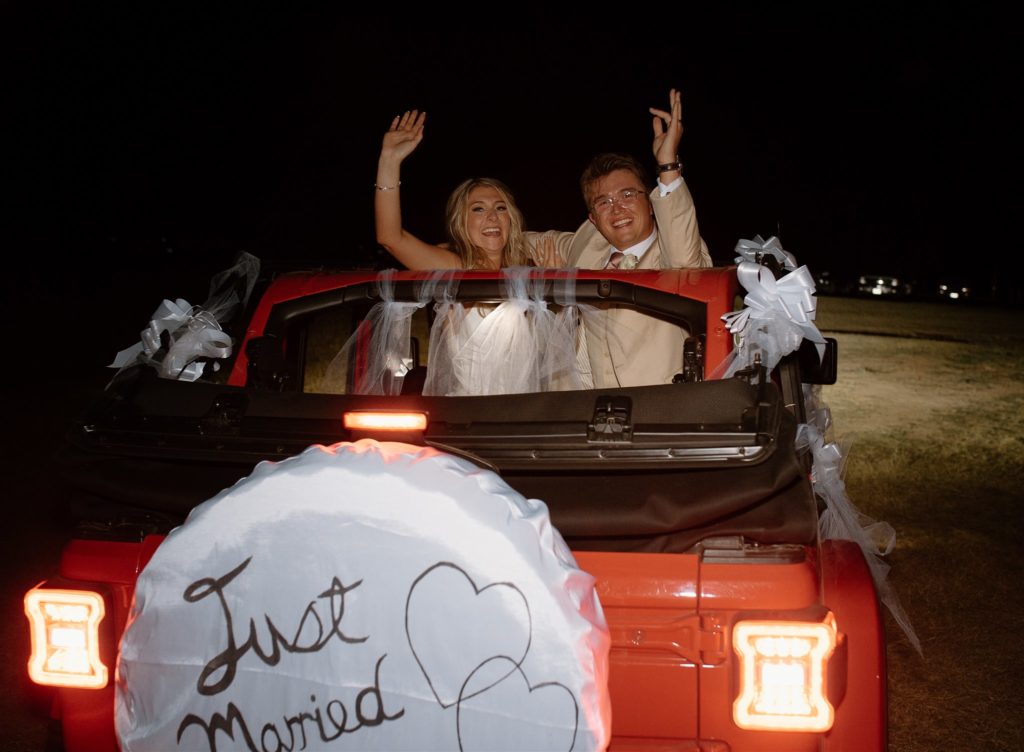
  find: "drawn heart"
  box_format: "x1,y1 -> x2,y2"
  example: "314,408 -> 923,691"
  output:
405,562 -> 531,709
456,657 -> 579,752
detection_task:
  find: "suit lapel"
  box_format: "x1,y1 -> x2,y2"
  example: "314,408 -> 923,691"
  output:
572,224 -> 612,270
635,230 -> 662,270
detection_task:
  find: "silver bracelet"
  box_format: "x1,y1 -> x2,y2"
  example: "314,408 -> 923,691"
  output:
374,181 -> 401,191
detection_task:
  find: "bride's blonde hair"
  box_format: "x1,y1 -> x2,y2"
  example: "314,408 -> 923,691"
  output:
445,178 -> 532,269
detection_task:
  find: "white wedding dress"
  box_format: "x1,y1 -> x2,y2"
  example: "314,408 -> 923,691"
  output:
423,268 -> 591,396
328,269 -> 591,397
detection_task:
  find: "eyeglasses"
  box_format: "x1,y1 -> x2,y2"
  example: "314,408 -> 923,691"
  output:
591,188 -> 646,214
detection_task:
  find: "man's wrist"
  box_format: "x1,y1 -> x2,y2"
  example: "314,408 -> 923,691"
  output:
657,156 -> 683,174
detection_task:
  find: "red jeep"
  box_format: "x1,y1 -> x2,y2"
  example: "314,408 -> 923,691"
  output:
25,263 -> 883,751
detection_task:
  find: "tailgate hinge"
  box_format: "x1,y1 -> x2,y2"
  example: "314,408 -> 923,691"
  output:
699,614 -> 727,665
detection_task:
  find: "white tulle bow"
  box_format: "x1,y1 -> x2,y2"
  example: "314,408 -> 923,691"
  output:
108,253 -> 258,383
721,259 -> 826,375
733,234 -> 797,269
110,299 -> 232,382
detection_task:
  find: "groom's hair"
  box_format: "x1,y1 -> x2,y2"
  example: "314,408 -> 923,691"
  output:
579,153 -> 650,209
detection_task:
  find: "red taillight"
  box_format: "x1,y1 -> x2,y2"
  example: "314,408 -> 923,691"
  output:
732,614 -> 837,732
24,587 -> 108,689
344,411 -> 428,431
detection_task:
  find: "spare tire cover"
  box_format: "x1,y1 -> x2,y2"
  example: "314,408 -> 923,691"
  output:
115,440 -> 610,751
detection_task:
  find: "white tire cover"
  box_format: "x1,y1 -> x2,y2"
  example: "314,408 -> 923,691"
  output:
115,440 -> 610,752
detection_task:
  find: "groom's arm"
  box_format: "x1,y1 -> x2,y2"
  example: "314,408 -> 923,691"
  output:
651,179 -> 712,268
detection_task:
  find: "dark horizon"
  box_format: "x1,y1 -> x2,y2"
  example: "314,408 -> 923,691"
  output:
3,6 -> 1017,298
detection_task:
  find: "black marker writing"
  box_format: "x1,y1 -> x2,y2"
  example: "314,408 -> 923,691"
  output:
183,557 -> 368,696
177,654 -> 405,752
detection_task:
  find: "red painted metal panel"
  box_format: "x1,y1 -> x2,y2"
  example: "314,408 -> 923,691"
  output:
820,539 -> 886,752
55,539 -> 157,752
699,558 -> 819,611
59,686 -> 119,752
577,551 -> 701,741
59,540 -> 145,585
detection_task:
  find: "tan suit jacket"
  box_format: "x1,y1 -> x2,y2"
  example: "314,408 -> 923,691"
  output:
527,180 -> 712,388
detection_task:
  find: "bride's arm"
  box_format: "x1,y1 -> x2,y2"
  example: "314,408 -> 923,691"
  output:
375,110 -> 462,270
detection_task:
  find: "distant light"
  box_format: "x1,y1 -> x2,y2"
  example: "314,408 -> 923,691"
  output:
949,292 -> 960,300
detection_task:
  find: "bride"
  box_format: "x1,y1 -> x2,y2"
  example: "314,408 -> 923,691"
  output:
368,111 -> 578,397
374,109 -> 556,271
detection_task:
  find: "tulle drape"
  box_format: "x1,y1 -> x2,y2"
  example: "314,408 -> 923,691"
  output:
332,268 -> 592,397
324,269 -> 448,395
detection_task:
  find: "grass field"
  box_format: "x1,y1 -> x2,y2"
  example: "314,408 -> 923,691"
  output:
816,297 -> 1024,751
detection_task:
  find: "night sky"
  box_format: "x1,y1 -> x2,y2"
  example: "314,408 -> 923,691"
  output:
3,5 -> 1017,303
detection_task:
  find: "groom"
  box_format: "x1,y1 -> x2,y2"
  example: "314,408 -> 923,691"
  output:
529,88 -> 712,388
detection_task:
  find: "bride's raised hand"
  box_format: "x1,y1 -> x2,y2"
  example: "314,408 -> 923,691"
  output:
380,110 -> 426,163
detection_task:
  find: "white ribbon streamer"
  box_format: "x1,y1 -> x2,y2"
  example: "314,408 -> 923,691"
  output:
797,392 -> 922,655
